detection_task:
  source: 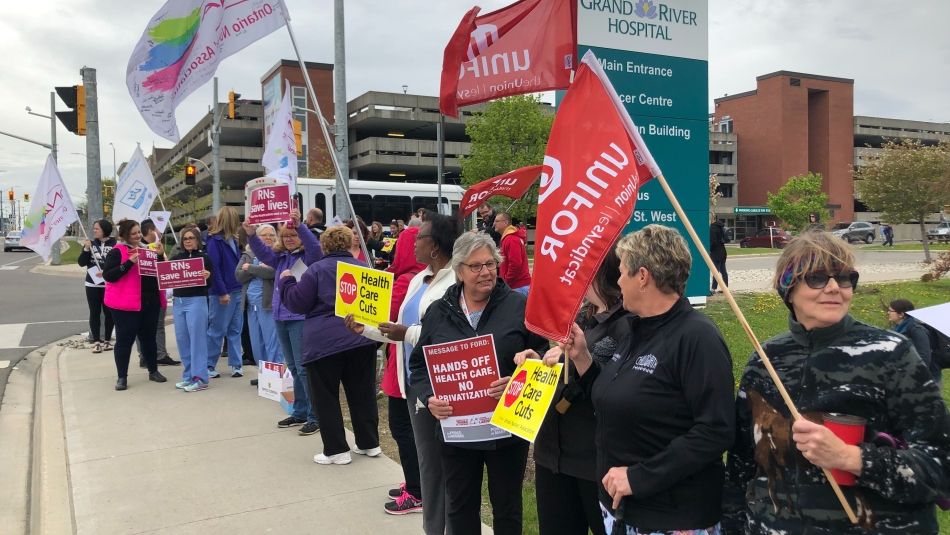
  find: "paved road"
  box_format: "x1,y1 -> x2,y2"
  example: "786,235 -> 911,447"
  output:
0,251 -> 88,402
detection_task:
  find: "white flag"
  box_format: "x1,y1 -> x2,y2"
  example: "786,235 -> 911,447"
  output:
127,0 -> 289,142
20,155 -> 79,262
113,147 -> 159,223
149,210 -> 172,234
262,80 -> 299,187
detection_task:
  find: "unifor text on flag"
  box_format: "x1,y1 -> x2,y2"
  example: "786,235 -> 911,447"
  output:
525,50 -> 660,342
127,0 -> 289,142
459,165 -> 542,218
439,0 -> 576,118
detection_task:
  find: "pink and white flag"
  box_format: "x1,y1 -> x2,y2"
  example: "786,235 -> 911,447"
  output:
20,155 -> 79,262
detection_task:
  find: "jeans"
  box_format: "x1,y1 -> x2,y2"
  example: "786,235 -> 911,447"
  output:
246,299 -> 282,364
112,301 -> 161,378
275,319 -> 316,424
711,258 -> 728,291
207,290 -> 244,370
173,296 -> 209,383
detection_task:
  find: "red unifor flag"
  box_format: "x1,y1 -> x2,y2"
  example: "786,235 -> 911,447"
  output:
525,50 -> 661,342
439,0 -> 576,118
459,165 -> 543,217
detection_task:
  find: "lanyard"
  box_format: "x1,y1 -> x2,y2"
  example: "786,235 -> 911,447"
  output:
459,291 -> 488,330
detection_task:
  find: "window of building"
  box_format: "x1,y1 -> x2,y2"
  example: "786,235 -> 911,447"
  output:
715,183 -> 734,198
292,86 -> 307,132
412,196 -> 450,214
297,144 -> 308,177
314,193 -> 327,216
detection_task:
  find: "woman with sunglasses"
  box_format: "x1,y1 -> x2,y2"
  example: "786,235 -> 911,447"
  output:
169,227 -> 213,391
724,231 -> 950,534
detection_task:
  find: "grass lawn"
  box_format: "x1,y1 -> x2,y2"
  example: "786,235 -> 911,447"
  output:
729,246 -> 782,256
59,240 -> 82,264
377,278 -> 950,534
862,243 -> 950,252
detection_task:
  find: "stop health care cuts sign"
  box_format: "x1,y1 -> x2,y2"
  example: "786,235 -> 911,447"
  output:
423,334 -> 511,443
334,263 -> 393,328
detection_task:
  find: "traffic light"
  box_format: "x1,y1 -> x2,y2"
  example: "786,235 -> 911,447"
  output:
6,189 -> 12,201
55,84 -> 86,136
23,193 -> 29,202
185,164 -> 197,186
293,119 -> 303,156
228,90 -> 238,119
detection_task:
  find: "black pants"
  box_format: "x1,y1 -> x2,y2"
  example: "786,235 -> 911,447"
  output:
536,464 -> 606,535
305,344 -> 379,456
112,301 -> 160,378
389,395 -> 422,498
442,440 -> 530,535
85,286 -> 114,342
711,257 -> 728,290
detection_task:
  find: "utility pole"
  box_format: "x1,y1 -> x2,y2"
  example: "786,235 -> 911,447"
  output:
333,0 -> 350,218
82,67 -> 102,231
437,114 -> 445,215
211,77 -> 222,214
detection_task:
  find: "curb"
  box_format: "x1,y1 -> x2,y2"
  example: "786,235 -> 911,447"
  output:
0,340 -> 75,535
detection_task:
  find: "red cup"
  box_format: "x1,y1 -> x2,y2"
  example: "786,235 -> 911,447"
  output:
822,413 -> 866,486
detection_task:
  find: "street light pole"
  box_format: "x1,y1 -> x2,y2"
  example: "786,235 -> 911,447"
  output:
108,142 -> 117,179
22,96 -> 61,264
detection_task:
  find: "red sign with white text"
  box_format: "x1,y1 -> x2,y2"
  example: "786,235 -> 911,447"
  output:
246,184 -> 292,225
136,247 -> 160,277
424,334 -> 510,442
156,257 -> 207,290
460,165 -> 543,217
440,0 -> 576,117
525,52 -> 659,342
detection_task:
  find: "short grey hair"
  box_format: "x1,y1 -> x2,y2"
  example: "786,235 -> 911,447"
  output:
616,224 -> 691,296
407,217 -> 423,228
255,224 -> 276,236
451,232 -> 502,275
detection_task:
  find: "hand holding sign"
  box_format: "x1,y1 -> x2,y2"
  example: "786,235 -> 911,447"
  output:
379,322 -> 408,341
280,269 -> 293,279
488,376 -> 510,400
129,250 -> 140,263
427,397 -> 453,420
343,314 -> 364,335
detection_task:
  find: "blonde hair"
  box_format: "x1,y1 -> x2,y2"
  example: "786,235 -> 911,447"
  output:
616,224 -> 691,296
320,225 -> 353,254
210,207 -> 240,241
274,224 -> 302,253
773,231 -> 855,300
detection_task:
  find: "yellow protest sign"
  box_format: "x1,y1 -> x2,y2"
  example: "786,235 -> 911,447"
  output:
334,262 -> 393,327
490,359 -> 562,443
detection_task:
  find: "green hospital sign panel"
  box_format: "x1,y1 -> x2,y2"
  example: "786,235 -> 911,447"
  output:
734,206 -> 771,215
576,0 -> 710,301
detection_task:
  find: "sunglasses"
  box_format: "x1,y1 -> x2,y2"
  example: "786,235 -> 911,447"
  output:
802,271 -> 859,290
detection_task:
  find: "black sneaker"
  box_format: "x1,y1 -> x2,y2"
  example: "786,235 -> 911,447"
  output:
250,379 -> 259,386
277,416 -> 306,428
115,377 -> 128,391
148,371 -> 168,383
384,491 -> 423,515
156,356 -> 181,366
298,422 -> 320,436
388,483 -> 406,500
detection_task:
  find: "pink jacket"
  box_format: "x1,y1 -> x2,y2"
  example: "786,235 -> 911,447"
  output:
104,244 -> 142,312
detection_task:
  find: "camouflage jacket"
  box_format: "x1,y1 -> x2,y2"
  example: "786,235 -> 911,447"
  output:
723,314 -> 950,534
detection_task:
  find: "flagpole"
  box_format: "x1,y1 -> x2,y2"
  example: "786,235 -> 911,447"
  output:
281,15 -> 371,263
653,172 -> 858,524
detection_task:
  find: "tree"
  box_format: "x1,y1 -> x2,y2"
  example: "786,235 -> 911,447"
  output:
766,172 -> 830,231
855,139 -> 950,263
460,94 -> 553,224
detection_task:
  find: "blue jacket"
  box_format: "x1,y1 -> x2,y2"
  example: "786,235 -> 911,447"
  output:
205,234 -> 243,296
278,251 -> 375,365
248,225 -> 323,321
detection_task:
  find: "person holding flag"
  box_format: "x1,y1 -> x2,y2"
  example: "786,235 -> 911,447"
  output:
78,219 -> 116,353
547,226 -> 735,534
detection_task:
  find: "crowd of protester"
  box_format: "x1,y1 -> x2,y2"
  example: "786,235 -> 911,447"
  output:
83,202 -> 950,534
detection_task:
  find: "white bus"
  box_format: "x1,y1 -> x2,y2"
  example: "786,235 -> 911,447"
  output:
296,178 -> 467,225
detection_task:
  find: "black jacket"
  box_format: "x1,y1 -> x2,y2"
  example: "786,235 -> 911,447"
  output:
478,211 -> 502,246
534,302 -> 631,481
709,221 -> 727,263
408,278 -> 549,450
586,297 -> 735,531
169,250 -> 212,298
78,238 -> 116,286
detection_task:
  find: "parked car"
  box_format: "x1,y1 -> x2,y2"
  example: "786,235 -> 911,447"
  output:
927,221 -> 950,243
4,231 -> 27,252
831,221 -> 876,243
739,228 -> 791,248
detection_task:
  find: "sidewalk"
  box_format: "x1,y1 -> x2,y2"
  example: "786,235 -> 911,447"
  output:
23,332 -> 431,534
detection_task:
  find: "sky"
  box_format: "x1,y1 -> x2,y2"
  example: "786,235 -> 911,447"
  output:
0,0 -> 948,207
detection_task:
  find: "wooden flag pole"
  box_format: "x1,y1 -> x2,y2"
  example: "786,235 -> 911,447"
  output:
653,172 -> 858,524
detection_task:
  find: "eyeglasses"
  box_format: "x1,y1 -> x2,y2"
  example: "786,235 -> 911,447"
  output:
802,271 -> 859,290
415,233 -> 431,241
460,260 -> 498,273
183,237 -> 197,241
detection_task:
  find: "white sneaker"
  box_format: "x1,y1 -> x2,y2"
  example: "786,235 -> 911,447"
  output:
314,451 -> 352,465
352,446 -> 382,457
